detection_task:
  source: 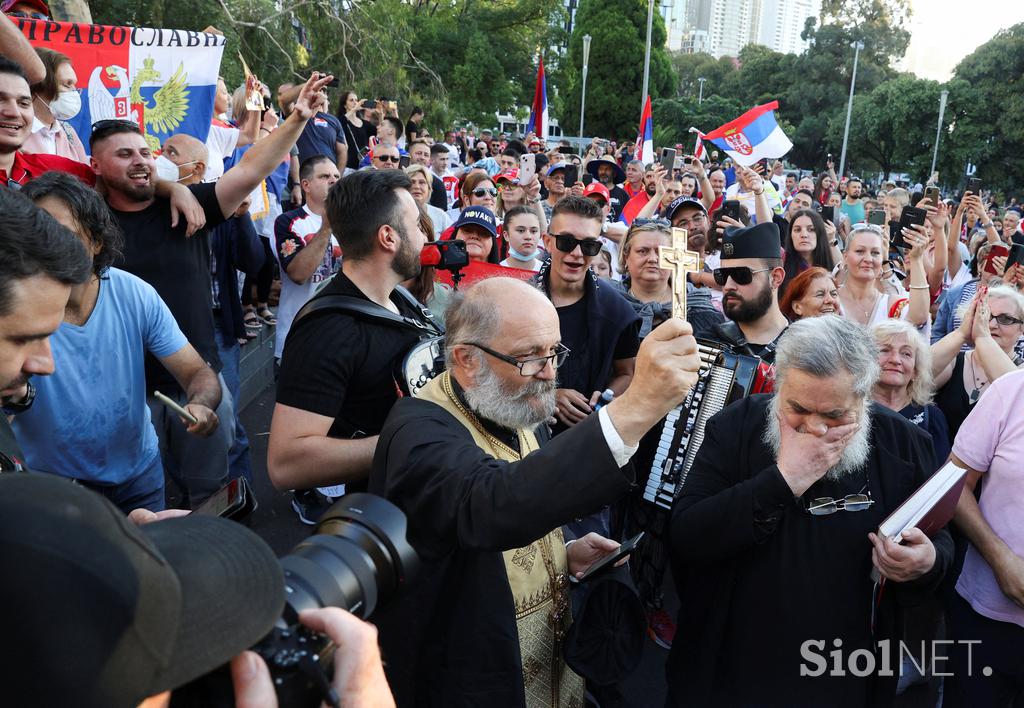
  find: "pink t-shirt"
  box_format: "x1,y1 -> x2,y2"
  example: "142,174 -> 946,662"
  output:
952,368 -> 1024,628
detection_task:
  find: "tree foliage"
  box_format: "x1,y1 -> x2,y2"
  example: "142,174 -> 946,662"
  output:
560,0 -> 675,139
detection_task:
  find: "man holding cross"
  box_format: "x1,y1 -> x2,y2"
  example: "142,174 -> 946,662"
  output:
536,196 -> 641,436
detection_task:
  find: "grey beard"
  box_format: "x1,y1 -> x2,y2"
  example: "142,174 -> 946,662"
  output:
762,395 -> 872,482
463,358 -> 557,431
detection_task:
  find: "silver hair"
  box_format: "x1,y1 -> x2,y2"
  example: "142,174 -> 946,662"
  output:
871,319 -> 934,406
443,289 -> 501,369
775,315 -> 880,398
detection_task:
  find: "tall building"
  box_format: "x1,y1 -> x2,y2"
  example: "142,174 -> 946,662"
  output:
676,0 -> 820,58
756,0 -> 820,55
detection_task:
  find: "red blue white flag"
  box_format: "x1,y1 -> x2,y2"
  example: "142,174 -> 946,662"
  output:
689,127 -> 706,162
17,17 -> 226,154
702,101 -> 792,167
634,95 -> 653,165
524,55 -> 549,141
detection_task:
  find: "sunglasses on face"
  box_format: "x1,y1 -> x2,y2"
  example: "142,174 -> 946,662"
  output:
713,266 -> 772,286
471,187 -> 498,198
374,155 -> 401,163
552,233 -> 603,257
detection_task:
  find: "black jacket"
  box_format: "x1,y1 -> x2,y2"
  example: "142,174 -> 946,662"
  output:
666,396 -> 953,707
369,402 -> 633,707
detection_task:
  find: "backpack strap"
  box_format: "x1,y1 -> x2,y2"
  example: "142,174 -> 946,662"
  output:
292,285 -> 443,337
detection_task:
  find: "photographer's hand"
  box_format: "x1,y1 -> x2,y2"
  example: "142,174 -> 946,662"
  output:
300,608 -> 396,708
229,608 -> 395,708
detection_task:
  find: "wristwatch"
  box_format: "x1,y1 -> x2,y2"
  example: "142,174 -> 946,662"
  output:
2,380 -> 35,415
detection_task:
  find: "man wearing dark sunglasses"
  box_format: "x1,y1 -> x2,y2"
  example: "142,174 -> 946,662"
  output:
370,141 -> 401,170
707,221 -> 790,365
539,196 -> 640,436
667,315 -> 952,707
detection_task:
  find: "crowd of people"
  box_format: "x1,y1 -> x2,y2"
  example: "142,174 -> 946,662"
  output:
2,3 -> 1024,706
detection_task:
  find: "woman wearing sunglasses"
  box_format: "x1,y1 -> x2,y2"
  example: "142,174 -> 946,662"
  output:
931,287 -> 1024,439
837,225 -> 929,329
455,171 -> 498,218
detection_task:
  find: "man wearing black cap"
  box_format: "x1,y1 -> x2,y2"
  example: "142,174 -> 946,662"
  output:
0,187 -> 91,470
586,155 -> 630,221
709,221 -> 790,364
0,473 -> 394,707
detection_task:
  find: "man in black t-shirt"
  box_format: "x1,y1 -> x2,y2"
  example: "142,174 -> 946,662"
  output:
537,196 -> 641,437
90,72 -> 336,506
0,188 -> 91,471
269,169 -> 430,524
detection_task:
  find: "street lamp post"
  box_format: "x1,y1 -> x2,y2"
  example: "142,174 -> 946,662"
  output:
640,0 -> 655,116
578,34 -> 591,157
838,40 -> 864,179
698,77 -> 706,104
929,89 -> 949,179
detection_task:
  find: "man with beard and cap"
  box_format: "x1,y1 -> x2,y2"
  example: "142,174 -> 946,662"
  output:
708,221 -> 790,364
368,276 -> 703,707
667,315 -> 953,708
586,155 -> 630,221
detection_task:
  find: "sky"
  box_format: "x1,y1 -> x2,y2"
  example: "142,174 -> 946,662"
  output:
898,0 -> 1024,80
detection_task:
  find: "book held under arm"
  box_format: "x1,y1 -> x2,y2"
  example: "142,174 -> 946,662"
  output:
877,460 -> 968,544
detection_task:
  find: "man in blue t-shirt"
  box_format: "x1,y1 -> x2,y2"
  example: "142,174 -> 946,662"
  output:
14,173 -> 223,513
295,89 -> 347,169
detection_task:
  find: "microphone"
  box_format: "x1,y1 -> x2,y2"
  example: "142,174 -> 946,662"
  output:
421,240 -> 469,271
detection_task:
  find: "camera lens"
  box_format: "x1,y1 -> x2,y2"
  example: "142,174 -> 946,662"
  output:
278,494 -> 419,621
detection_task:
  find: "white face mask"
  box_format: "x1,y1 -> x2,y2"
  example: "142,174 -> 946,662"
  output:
154,154 -> 188,183
49,90 -> 81,121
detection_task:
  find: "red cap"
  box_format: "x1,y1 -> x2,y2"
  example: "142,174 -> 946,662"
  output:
583,182 -> 610,204
2,0 -> 49,14
495,169 -> 519,184
529,138 -> 542,146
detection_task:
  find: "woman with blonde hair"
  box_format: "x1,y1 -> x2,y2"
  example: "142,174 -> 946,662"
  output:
404,163 -> 450,238
871,319 -> 950,462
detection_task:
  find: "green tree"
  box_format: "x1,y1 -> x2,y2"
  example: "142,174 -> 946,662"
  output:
948,23 -> 1024,191
825,75 -> 944,180
560,0 -> 675,140
818,0 -> 912,66
669,51 -> 734,101
651,94 -> 743,147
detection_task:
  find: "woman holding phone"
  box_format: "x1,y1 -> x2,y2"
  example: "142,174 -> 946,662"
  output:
837,225 -> 930,329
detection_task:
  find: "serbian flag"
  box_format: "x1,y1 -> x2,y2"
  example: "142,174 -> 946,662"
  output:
17,17 -> 226,154
702,101 -> 792,167
634,95 -> 654,165
525,55 -> 549,141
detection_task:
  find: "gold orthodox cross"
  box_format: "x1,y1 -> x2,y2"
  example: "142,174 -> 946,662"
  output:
658,227 -> 703,320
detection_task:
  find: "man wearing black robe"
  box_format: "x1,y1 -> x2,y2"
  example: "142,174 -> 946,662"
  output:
368,277 -> 703,707
667,315 -> 953,708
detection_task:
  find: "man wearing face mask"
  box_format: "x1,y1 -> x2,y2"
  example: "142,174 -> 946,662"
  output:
22,47 -> 87,163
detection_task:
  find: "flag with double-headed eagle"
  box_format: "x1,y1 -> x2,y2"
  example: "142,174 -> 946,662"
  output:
701,101 -> 792,167
16,17 -> 226,154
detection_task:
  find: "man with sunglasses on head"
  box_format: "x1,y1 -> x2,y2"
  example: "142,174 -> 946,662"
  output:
538,195 -> 641,435
706,221 -> 790,365
667,315 -> 952,708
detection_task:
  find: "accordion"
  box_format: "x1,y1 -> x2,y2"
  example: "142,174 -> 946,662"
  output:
642,340 -> 773,511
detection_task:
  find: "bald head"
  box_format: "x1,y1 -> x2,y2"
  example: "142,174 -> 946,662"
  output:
162,134 -> 208,185
445,278 -> 561,428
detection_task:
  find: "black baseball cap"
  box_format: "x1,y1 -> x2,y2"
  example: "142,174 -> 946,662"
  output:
665,195 -> 708,222
0,474 -> 285,707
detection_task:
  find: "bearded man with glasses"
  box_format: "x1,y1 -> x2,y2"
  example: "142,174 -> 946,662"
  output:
667,314 -> 953,708
368,276 -> 703,706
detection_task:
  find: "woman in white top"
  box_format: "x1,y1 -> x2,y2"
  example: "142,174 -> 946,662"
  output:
405,164 -> 451,238
23,48 -> 87,163
838,225 -> 930,328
